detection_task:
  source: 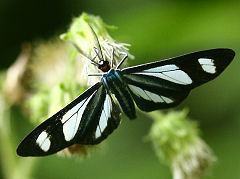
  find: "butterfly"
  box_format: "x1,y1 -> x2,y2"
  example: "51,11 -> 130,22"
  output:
17,27 -> 235,157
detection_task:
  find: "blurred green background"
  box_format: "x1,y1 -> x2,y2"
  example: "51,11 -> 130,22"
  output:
0,0 -> 240,179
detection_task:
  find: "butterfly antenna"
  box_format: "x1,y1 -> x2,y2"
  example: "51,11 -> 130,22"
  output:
93,47 -> 102,63
70,42 -> 99,66
88,23 -> 104,61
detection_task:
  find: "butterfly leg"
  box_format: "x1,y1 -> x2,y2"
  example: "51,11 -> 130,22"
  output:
111,47 -> 114,67
116,52 -> 128,69
88,73 -> 106,76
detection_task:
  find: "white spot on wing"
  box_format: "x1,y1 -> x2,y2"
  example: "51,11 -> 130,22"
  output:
128,85 -> 149,100
145,90 -> 164,103
161,96 -> 173,104
62,99 -> 86,123
198,58 -> 216,74
63,113 -> 77,141
201,65 -> 216,74
62,93 -> 95,141
77,95 -> 93,119
128,85 -> 173,104
95,126 -> 101,138
36,131 -> 51,152
162,70 -> 192,84
99,95 -> 111,133
198,58 -> 214,65
134,67 -> 192,85
144,65 -> 179,73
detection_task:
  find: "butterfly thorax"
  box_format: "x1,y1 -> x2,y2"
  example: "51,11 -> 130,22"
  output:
101,69 -> 136,119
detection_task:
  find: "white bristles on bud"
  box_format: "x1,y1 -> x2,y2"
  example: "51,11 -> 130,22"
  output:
147,110 -> 216,179
60,13 -> 134,86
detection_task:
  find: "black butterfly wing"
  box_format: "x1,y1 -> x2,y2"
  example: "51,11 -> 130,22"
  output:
17,82 -> 121,157
75,87 -> 121,145
121,49 -> 235,112
122,73 -> 190,112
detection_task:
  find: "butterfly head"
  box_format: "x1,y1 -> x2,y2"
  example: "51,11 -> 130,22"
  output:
98,60 -> 111,72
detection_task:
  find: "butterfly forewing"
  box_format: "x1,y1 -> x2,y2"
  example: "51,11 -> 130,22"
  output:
121,49 -> 235,111
17,82 -> 121,156
75,86 -> 121,144
79,93 -> 121,144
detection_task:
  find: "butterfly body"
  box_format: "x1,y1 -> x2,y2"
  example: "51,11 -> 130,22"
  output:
102,69 -> 136,119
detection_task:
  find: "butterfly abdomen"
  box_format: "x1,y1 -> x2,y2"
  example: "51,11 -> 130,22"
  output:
102,70 -> 136,119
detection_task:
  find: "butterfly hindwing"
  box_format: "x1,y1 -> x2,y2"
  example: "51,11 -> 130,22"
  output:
121,49 -> 235,111
17,82 -> 121,156
122,73 -> 190,111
